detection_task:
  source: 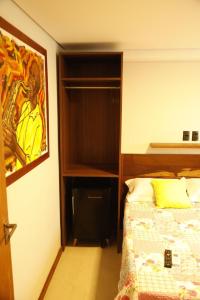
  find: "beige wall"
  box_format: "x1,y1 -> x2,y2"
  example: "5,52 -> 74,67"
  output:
1,1 -> 61,299
122,61 -> 200,154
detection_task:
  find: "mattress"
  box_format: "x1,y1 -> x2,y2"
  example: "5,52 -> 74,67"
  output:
116,200 -> 200,300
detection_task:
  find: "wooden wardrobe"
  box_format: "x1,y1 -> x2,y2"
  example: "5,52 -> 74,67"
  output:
58,52 -> 123,248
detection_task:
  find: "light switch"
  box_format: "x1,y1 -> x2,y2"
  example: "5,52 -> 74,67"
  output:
183,131 -> 190,141
192,131 -> 199,141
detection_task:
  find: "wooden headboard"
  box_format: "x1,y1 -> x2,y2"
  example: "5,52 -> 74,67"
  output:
117,153 -> 200,251
121,153 -> 200,181
120,153 -> 200,200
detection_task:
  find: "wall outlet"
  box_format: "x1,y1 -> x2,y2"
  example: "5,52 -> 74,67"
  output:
192,131 -> 199,141
183,131 -> 190,141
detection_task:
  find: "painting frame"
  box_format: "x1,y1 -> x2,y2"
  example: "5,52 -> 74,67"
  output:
0,17 -> 49,186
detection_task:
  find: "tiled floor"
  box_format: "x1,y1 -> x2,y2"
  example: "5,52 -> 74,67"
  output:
44,244 -> 122,300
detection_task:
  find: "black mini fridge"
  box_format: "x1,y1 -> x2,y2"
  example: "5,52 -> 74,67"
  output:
72,184 -> 112,246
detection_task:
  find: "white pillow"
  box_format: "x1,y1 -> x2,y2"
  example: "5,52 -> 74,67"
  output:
125,178 -> 155,203
186,178 -> 200,203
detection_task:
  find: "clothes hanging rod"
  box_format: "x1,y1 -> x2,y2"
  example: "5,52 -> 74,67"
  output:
64,86 -> 120,90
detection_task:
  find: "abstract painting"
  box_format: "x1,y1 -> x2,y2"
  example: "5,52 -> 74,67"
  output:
0,17 -> 49,186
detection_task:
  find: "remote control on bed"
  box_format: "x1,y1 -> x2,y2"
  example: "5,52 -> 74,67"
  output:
164,249 -> 172,268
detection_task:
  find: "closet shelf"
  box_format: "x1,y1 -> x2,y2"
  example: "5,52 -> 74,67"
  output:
150,143 -> 200,148
62,77 -> 121,81
62,164 -> 119,178
64,86 -> 120,90
62,77 -> 121,89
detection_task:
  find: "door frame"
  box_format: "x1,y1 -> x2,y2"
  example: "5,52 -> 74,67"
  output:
0,109 -> 14,299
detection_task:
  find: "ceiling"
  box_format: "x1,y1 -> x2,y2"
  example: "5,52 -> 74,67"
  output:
13,0 -> 200,51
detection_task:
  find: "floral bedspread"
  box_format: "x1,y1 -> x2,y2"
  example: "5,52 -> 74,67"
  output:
115,201 -> 200,300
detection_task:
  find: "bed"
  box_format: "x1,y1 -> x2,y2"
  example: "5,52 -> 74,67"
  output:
116,154 -> 200,300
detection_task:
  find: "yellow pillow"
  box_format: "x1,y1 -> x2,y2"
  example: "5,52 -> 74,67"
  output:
151,178 -> 192,208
